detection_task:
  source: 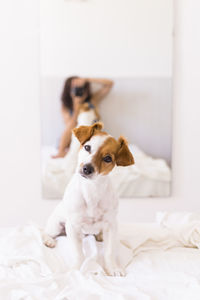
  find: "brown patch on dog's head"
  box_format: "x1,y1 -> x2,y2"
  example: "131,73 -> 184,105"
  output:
92,137 -> 118,175
73,122 -> 103,145
92,136 -> 134,175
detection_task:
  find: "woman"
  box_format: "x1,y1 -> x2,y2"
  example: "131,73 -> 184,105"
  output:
52,76 -> 113,158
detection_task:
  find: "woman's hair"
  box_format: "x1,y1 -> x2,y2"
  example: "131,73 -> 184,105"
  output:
61,76 -> 91,112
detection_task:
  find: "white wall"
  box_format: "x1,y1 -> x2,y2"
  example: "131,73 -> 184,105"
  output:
0,0 -> 42,226
0,0 -> 200,227
40,0 -> 173,78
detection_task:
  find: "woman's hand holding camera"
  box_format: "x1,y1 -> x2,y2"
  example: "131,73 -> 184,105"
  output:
73,96 -> 83,112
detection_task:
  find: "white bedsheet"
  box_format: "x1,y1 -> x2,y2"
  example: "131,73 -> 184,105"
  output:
1,218 -> 200,299
42,144 -> 171,199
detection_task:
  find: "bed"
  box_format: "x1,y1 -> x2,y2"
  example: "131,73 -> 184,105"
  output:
42,144 -> 171,199
1,212 -> 200,299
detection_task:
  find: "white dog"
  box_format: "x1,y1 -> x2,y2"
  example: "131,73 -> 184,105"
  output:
43,122 -> 134,276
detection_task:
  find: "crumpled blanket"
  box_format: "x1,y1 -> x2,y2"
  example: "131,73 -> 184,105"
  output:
1,218 -> 200,300
42,144 -> 171,199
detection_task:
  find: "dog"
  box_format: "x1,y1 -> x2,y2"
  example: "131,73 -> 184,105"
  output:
43,122 -> 134,276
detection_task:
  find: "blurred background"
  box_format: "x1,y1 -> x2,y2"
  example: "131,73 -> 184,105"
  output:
0,0 -> 200,226
40,0 -> 172,162
40,0 -> 172,199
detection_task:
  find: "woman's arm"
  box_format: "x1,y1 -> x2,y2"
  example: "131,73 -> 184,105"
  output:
87,78 -> 114,106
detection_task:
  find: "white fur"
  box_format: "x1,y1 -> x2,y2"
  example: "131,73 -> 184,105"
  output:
77,134 -> 108,172
43,133 -> 125,276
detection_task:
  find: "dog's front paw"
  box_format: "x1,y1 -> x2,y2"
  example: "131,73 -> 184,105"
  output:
105,263 -> 126,277
43,234 -> 56,248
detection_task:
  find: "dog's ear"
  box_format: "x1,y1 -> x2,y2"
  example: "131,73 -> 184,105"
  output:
116,136 -> 134,166
73,122 -> 103,145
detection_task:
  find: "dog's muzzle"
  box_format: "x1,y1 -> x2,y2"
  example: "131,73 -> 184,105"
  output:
81,163 -> 94,178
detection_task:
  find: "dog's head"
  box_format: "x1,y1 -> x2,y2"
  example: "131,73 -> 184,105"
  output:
73,122 -> 134,179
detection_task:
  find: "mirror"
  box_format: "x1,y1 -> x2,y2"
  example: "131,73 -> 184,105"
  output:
40,0 -> 173,199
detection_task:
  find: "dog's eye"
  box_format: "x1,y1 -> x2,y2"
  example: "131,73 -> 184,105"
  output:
103,155 -> 112,163
84,145 -> 91,152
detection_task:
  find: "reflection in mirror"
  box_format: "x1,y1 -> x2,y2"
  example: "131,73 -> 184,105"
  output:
40,0 -> 173,199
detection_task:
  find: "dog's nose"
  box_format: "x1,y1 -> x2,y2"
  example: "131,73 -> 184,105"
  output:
83,164 -> 94,175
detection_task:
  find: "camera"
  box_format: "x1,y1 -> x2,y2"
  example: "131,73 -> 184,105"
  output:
71,85 -> 86,97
